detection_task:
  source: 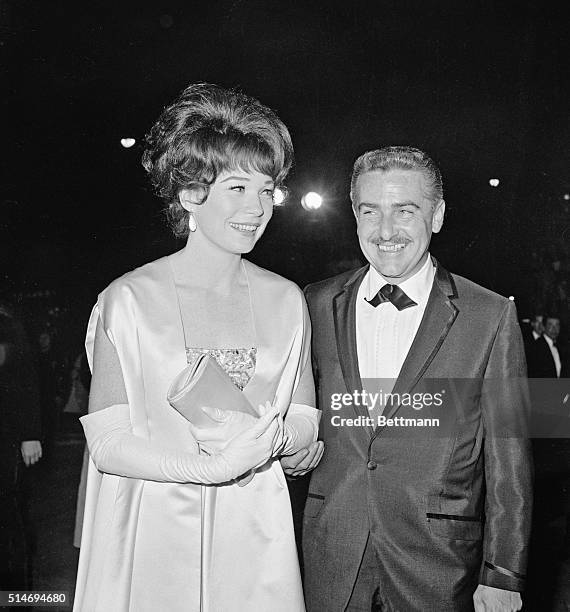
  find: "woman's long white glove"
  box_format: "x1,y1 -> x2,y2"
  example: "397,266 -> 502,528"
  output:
189,402 -> 276,452
80,404 -> 281,485
280,403 -> 320,456
191,402 -> 318,457
188,402 -> 283,487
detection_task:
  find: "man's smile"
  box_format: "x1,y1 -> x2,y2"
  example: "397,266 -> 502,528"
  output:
374,243 -> 408,252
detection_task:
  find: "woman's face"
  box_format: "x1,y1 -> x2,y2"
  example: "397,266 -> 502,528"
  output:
183,170 -> 275,255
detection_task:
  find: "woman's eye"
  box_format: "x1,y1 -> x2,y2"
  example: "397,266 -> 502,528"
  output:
230,185 -> 245,192
262,189 -> 275,198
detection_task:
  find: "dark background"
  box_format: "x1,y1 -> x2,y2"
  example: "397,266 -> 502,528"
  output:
2,0 -> 569,329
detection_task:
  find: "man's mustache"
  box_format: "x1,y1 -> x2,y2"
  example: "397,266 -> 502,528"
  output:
370,236 -> 411,246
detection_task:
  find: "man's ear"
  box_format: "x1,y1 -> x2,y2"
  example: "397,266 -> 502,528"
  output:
431,199 -> 445,233
351,203 -> 359,221
179,187 -> 206,212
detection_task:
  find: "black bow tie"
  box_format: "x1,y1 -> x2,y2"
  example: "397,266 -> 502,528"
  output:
365,283 -> 418,311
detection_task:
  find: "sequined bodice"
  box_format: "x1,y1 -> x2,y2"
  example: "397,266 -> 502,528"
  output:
185,347 -> 257,391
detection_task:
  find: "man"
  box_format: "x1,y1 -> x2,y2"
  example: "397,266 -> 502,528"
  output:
530,314 -> 545,341
522,313 -> 544,377
521,313 -> 543,350
300,147 -> 532,611
530,315 -> 565,379
527,314 -> 568,604
0,302 -> 42,589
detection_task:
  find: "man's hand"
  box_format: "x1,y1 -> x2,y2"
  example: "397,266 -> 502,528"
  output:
473,585 -> 522,612
21,440 -> 42,466
280,441 -> 324,477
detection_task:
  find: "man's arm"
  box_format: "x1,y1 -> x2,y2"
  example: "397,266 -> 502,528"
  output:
281,441 -> 324,477
479,300 -> 532,595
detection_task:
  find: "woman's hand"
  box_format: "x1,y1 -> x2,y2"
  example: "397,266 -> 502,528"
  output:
216,407 -> 283,477
191,401 -> 285,457
190,407 -> 259,454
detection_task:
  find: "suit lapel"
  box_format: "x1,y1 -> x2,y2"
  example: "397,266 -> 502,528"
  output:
381,260 -> 459,423
333,266 -> 369,424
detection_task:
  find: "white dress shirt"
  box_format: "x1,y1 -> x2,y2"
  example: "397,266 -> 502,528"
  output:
543,334 -> 562,378
356,256 -> 436,394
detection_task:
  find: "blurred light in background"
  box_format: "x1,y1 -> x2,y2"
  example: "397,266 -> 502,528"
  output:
273,187 -> 286,206
508,296 -> 515,301
120,138 -> 136,148
563,193 -> 570,201
301,191 -> 323,211
489,178 -> 500,187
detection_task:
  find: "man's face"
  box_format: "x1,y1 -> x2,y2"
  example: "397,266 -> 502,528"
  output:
353,169 -> 445,284
531,315 -> 544,335
544,318 -> 560,342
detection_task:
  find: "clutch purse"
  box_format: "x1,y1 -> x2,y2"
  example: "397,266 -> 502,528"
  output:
167,353 -> 258,427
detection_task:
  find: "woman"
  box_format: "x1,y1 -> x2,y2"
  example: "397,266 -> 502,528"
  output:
74,84 -> 321,611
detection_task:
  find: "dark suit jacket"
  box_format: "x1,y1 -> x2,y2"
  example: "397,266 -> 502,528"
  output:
528,335 -> 569,509
302,261 -> 533,612
0,305 -> 41,445
522,326 -> 539,372
0,304 -> 41,494
528,335 -> 564,379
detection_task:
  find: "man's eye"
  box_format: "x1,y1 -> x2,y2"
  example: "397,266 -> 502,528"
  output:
399,209 -> 413,217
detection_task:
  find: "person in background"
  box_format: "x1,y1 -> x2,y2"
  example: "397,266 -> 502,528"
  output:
522,313 -> 543,377
528,315 -> 570,609
69,351 -> 91,549
531,315 -> 565,379
0,302 -> 42,589
36,329 -> 68,462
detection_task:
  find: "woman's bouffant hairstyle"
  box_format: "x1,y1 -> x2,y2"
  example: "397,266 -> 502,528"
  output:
142,83 -> 294,238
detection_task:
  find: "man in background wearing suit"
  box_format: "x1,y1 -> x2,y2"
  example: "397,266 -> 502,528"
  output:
0,302 -> 42,589
521,313 -> 543,354
301,147 -> 532,611
527,314 -> 569,608
530,315 -> 565,379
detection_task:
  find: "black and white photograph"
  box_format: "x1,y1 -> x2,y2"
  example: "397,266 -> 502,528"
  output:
1,1 -> 569,610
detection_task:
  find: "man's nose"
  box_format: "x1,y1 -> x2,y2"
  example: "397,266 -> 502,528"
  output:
376,214 -> 395,240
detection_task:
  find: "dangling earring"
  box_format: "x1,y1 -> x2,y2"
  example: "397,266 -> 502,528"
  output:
188,211 -> 197,233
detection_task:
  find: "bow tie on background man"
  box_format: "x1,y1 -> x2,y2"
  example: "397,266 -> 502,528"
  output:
365,284 -> 417,311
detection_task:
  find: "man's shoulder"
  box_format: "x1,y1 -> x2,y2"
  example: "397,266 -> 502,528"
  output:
447,270 -> 510,311
305,266 -> 367,302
